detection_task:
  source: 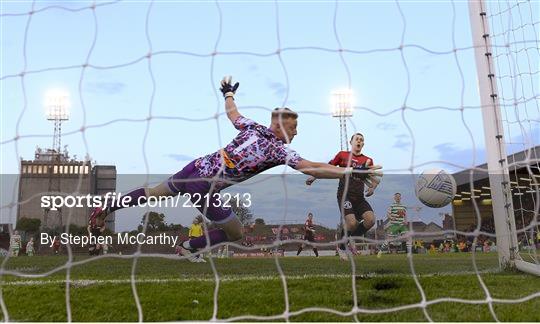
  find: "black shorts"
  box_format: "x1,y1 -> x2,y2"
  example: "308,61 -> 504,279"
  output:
304,231 -> 315,242
337,193 -> 373,222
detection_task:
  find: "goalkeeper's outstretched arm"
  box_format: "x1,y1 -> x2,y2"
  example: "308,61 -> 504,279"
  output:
220,76 -> 242,123
301,160 -> 383,187
225,97 -> 241,123
296,160 -> 349,179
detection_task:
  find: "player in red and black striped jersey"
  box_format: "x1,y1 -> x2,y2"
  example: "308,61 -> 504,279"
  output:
296,212 -> 319,257
306,133 -> 382,260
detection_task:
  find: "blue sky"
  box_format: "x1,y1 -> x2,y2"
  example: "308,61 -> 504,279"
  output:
1,0 -> 538,231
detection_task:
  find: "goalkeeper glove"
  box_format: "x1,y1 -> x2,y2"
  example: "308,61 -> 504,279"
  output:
220,76 -> 239,99
351,163 -> 371,180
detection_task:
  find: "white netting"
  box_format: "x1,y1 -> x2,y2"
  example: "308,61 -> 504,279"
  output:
485,0 -> 539,265
1,0 -> 539,321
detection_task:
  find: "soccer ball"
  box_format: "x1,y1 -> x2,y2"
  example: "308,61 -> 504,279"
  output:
415,169 -> 457,208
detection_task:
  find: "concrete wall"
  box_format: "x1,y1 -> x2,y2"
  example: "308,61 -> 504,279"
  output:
92,165 -> 117,232
17,161 -> 93,228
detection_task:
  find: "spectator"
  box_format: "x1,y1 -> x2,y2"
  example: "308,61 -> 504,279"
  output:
444,241 -> 451,253
26,237 -> 35,256
458,241 -> 466,252
451,242 -> 458,253
483,240 -> 490,253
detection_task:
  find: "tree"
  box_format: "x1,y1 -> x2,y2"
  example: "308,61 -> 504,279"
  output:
16,217 -> 41,233
255,218 -> 265,225
231,197 -> 254,226
141,212 -> 166,232
169,223 -> 183,232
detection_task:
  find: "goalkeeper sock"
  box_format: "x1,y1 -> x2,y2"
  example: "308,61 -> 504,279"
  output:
188,229 -> 228,249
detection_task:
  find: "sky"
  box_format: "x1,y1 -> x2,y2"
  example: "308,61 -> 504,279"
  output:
1,0 -> 538,231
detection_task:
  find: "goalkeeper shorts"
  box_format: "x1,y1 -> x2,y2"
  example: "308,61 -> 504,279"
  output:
167,161 -> 234,224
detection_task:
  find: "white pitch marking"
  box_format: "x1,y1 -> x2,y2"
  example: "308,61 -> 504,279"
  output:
1,270 -> 500,287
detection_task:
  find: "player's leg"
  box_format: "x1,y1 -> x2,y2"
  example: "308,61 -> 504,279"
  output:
351,200 -> 375,236
343,213 -> 361,232
340,201 -> 374,243
337,213 -> 358,261
340,198 -> 374,237
337,213 -> 356,247
342,200 -> 375,260
89,161 -> 198,225
90,182 -> 174,225
336,193 -> 355,252
89,243 -> 96,255
378,227 -> 395,257
387,225 -> 401,253
308,236 -> 319,257
304,233 -> 318,257
398,224 -> 412,253
297,243 -> 305,255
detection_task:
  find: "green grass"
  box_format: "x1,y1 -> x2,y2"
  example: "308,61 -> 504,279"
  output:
0,253 -> 538,322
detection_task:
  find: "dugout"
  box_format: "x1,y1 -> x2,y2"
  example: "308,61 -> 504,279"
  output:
451,146 -> 539,233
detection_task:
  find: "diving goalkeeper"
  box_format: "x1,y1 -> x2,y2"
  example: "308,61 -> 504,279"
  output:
89,76 -> 382,260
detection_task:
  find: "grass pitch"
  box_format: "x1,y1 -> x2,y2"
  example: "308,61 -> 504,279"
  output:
0,252 -> 538,322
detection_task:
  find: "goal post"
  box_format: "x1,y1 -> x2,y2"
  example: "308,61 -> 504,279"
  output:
468,0 -> 539,275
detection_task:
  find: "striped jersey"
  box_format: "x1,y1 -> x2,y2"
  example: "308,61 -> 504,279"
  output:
387,203 -> 407,224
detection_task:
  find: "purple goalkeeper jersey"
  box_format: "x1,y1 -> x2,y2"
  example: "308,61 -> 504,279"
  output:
194,116 -> 303,188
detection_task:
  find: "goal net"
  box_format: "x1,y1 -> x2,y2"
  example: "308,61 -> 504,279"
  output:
0,0 -> 538,321
468,0 -> 539,274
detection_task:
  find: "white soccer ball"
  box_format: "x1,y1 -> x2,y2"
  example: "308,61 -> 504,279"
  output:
415,169 -> 457,208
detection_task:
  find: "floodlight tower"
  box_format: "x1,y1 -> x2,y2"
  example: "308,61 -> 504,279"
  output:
331,89 -> 353,151
44,89 -> 70,228
45,89 -> 70,157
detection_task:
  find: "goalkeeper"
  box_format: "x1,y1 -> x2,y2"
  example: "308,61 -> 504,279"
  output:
306,133 -> 381,260
89,76 -> 382,260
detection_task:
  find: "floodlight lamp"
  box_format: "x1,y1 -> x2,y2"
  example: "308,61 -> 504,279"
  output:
45,89 -> 70,121
331,89 -> 354,117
